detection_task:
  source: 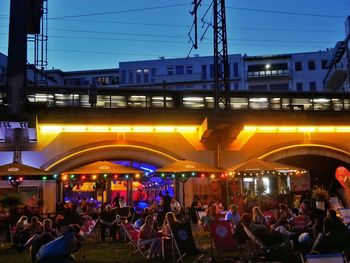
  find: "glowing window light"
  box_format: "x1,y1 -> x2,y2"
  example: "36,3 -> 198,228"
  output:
249,98 -> 268,102
183,97 -> 204,102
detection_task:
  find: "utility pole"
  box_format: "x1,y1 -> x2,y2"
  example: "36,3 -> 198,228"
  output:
189,0 -> 230,110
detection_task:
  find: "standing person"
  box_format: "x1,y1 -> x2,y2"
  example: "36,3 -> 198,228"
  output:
138,215 -> 161,259
113,192 -> 120,209
225,204 -> 241,227
163,191 -> 172,213
190,195 -> 202,223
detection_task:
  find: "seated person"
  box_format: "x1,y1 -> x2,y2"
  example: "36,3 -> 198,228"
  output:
148,201 -> 158,215
252,206 -> 267,227
99,205 -> 117,242
162,212 -> 180,236
134,207 -> 149,230
311,209 -> 349,253
138,215 -> 161,259
170,198 -> 181,214
225,204 -> 241,227
199,206 -> 215,230
26,216 -> 43,236
14,215 -> 29,249
28,219 -> 57,263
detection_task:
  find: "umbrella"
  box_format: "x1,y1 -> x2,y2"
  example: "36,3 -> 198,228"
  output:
156,160 -> 226,174
0,162 -> 53,187
155,159 -> 227,207
63,161 -> 142,175
229,159 -> 307,175
0,162 -> 51,177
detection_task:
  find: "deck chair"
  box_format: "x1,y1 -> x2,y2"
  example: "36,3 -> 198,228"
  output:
209,221 -> 238,261
302,252 -> 348,263
120,221 -> 147,258
241,224 -> 288,262
170,222 -> 204,263
330,196 -> 344,210
77,217 -> 98,262
339,208 -> 350,225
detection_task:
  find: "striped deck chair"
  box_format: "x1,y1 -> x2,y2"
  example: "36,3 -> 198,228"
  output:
120,221 -> 147,259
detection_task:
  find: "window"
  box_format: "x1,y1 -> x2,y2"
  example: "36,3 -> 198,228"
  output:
128,70 -> 133,84
186,65 -> 193,74
308,61 -> 316,70
270,83 -> 289,91
151,68 -> 156,83
120,70 -> 126,84
167,66 -> 174,75
233,63 -> 239,78
136,69 -> 141,83
321,60 -> 328,69
296,82 -> 303,92
295,62 -> 302,71
249,85 -> 267,91
234,82 -> 239,90
309,81 -> 316,91
176,65 -> 184,75
201,65 -> 207,79
144,69 -> 149,83
209,64 -> 214,79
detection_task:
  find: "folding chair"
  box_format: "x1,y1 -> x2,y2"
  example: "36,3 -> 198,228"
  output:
330,196 -> 344,210
169,222 -> 204,263
241,224 -> 288,262
78,217 -> 98,262
209,221 -> 237,261
120,221 -> 147,259
302,252 -> 348,263
339,208 -> 350,226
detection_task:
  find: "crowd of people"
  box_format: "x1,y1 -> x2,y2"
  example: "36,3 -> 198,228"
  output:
1,190 -> 350,261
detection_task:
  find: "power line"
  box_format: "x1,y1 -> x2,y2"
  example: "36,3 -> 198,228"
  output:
50,3 -> 191,19
49,18 -> 190,28
225,5 -> 346,19
48,27 -> 187,39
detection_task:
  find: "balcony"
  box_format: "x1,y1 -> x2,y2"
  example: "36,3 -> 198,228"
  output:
324,64 -> 347,90
246,69 -> 290,81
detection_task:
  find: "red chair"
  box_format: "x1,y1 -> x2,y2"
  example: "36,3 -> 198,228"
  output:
263,211 -> 277,225
210,220 -> 235,252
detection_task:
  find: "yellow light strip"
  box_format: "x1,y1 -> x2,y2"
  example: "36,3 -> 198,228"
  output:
46,144 -> 178,171
244,125 -> 350,133
40,124 -> 198,134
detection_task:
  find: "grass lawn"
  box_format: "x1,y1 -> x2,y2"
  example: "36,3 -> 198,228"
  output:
0,235 -> 212,263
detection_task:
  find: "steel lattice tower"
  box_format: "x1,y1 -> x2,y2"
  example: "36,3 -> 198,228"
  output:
213,0 -> 230,110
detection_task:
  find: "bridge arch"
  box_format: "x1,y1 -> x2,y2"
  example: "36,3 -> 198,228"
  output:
257,143 -> 350,165
43,140 -> 182,173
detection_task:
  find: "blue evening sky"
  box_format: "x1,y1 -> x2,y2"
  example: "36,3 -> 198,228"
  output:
0,0 -> 349,71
